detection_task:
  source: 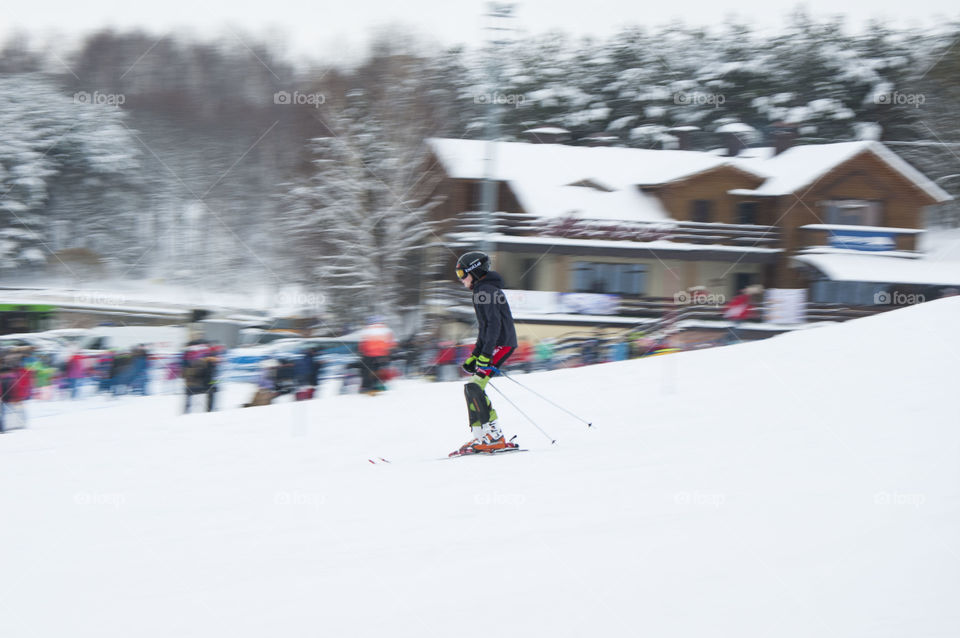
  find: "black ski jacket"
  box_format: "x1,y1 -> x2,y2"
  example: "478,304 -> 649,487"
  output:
471,270 -> 518,357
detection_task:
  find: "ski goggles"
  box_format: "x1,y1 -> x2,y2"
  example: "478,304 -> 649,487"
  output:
455,267 -> 467,280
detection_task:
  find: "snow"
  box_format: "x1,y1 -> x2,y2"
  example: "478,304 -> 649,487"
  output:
522,127 -> 570,135
2,298 -> 959,637
920,228 -> 960,262
794,252 -> 960,286
427,138 -> 765,189
509,181 -> 670,222
0,281 -> 295,317
428,138 -> 764,223
733,141 -> 953,203
716,122 -> 757,134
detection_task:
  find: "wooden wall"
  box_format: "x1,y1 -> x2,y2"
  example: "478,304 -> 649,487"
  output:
650,166 -> 768,224
772,151 -> 933,286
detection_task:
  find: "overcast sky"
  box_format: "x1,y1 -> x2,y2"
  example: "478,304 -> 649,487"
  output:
4,0 -> 958,63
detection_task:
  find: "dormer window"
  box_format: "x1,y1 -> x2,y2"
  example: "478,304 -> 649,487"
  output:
690,200 -> 713,223
825,200 -> 882,226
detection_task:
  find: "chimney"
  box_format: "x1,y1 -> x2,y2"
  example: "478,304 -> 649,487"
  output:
668,126 -> 700,151
771,121 -> 798,156
582,132 -> 619,147
715,122 -> 755,157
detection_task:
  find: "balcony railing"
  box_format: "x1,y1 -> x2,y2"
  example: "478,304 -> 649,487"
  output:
447,211 -> 781,249
425,280 -> 890,327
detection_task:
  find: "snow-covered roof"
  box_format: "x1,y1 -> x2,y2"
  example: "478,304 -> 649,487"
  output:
509,181 -> 670,222
716,123 -> 757,134
794,252 -> 960,286
428,138 -> 767,223
733,141 -> 953,203
523,127 -> 570,135
428,138 -> 763,189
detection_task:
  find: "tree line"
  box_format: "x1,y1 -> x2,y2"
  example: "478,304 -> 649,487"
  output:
0,10 -> 957,331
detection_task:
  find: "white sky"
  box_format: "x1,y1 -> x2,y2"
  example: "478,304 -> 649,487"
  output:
3,0 -> 958,64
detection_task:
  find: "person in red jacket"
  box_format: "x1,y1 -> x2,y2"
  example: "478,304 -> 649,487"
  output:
1,353 -> 33,432
723,289 -> 756,343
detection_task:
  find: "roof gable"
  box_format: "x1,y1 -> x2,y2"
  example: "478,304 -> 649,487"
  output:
734,141 -> 952,203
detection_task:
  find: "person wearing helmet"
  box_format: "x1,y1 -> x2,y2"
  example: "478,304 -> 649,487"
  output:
452,251 -> 520,456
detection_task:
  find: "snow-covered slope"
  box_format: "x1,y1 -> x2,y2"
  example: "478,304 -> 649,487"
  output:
2,299 -> 958,638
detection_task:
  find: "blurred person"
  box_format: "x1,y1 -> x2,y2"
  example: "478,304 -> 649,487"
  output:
110,349 -> 134,397
244,358 -> 279,407
25,353 -> 55,399
0,353 -> 33,431
581,336 -> 600,366
182,343 -> 218,413
305,345 -> 324,395
129,344 -> 151,396
95,351 -> 114,394
452,251 -> 520,456
358,319 -> 395,394
65,349 -> 87,400
535,338 -> 555,371
513,339 -> 534,374
433,341 -> 458,382
724,288 -> 757,344
293,348 -> 320,400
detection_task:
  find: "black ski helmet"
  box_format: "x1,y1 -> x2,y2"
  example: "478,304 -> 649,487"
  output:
456,251 -> 490,280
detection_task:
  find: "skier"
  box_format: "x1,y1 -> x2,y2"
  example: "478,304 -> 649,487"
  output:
452,251 -> 520,456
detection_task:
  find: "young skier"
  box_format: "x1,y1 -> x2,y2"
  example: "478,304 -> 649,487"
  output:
452,251 -> 520,456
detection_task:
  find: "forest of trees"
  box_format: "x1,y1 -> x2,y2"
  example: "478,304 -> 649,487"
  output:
1,11 -> 959,329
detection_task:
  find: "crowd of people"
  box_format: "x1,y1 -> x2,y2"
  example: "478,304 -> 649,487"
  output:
0,303 -> 743,428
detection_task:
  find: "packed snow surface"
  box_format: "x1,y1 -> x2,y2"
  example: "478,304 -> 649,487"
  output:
1,299 -> 958,637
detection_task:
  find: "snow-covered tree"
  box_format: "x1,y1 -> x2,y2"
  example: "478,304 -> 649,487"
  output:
0,74 -> 140,272
281,97 -> 442,333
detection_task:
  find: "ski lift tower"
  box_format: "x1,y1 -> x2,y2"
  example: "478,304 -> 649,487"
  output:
480,2 -> 517,255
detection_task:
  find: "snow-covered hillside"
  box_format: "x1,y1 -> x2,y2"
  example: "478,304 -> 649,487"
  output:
1,299 -> 958,638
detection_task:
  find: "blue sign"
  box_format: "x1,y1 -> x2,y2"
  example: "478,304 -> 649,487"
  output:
829,230 -> 896,252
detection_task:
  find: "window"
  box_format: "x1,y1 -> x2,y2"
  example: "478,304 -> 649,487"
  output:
811,280 -> 887,305
519,257 -> 537,290
572,262 -> 647,295
825,200 -> 882,226
737,202 -> 758,225
690,200 -> 713,223
733,273 -> 755,294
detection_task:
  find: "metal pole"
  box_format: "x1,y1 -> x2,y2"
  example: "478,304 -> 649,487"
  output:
500,371 -> 594,428
488,380 -> 557,444
480,2 -> 516,255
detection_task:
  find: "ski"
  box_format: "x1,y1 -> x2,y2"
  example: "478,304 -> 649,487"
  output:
444,447 -> 527,460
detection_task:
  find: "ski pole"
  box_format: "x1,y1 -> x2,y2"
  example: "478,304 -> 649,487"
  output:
500,371 -> 593,428
487,381 -> 557,444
